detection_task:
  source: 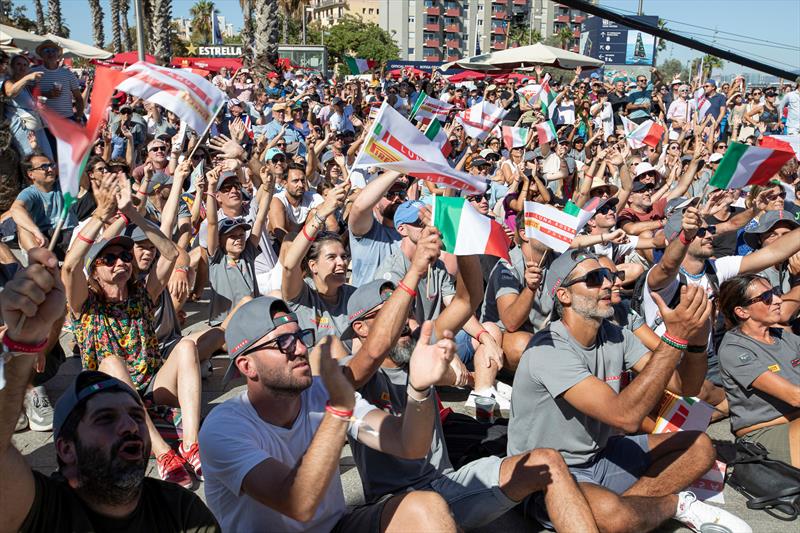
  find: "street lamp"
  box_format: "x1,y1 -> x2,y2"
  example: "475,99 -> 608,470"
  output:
303,6 -> 314,45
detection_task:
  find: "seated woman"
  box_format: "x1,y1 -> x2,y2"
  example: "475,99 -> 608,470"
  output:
62,172 -> 203,487
718,274 -> 800,467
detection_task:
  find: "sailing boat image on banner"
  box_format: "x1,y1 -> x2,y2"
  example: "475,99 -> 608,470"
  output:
626,30 -> 655,64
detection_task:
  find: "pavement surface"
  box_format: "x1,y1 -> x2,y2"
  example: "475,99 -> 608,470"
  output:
11,296 -> 789,532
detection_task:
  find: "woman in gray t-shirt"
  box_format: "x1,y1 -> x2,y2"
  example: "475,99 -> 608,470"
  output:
718,274 -> 800,466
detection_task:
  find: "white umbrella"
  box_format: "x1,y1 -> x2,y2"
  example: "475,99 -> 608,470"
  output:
0,24 -> 111,60
441,42 -> 604,72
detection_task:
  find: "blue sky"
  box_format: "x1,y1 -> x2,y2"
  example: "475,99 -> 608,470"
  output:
16,0 -> 800,76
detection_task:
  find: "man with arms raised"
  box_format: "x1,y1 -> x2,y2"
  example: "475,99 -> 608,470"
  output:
199,296 -> 458,532
509,240 -> 752,532
0,248 -> 219,532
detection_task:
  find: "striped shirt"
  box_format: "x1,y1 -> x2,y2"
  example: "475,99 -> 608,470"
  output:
31,65 -> 79,118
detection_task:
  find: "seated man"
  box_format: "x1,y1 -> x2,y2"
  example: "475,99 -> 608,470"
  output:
718,274 -> 800,466
509,249 -> 751,532
0,248 -> 219,532
198,297 -> 458,532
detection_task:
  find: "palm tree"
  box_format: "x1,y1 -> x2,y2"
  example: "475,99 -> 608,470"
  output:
47,0 -> 65,36
252,0 -> 278,70
240,0 -> 254,51
33,0 -> 46,34
150,0 -> 172,65
557,26 -> 573,50
702,55 -> 723,79
190,0 -> 215,43
111,0 -> 122,53
120,0 -> 133,51
88,0 -> 104,47
278,0 -> 304,44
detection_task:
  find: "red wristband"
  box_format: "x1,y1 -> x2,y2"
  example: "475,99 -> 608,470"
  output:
678,230 -> 691,245
302,225 -> 315,242
76,232 -> 95,245
663,332 -> 689,346
476,329 -> 490,343
325,403 -> 353,419
397,280 -> 417,298
117,211 -> 130,226
2,334 -> 47,353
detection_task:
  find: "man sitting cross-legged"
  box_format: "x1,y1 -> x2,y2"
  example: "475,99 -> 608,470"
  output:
508,249 -> 752,533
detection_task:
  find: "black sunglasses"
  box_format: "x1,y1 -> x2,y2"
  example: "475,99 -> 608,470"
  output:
743,287 -> 781,307
613,270 -> 626,282
150,146 -> 167,153
385,189 -> 408,200
95,250 -> 133,266
563,267 -> 614,288
248,328 -> 315,356
696,226 -> 717,238
467,193 -> 489,202
31,163 -> 56,171
271,155 -> 287,164
596,203 -> 616,214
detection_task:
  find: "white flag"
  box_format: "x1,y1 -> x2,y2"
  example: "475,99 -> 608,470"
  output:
524,201 -> 593,253
118,62 -> 226,134
456,100 -> 508,141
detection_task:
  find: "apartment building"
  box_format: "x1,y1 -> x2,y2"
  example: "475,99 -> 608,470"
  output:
308,0 -> 348,27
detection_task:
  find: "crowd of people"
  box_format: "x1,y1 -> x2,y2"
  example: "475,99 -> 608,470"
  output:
0,37 -> 799,533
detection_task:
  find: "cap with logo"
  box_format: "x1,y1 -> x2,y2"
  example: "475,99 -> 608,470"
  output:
340,279 -> 396,340
143,171 -> 173,194
544,249 -> 601,303
393,200 -> 425,228
222,297 -> 300,386
218,217 -> 252,236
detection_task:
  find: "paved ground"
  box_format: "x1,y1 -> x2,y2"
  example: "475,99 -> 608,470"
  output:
11,297 -> 787,532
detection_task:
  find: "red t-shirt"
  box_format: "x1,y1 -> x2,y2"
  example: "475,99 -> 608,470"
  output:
617,196 -> 667,226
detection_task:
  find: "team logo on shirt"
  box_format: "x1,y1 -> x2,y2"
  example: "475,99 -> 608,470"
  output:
791,358 -> 800,368
738,353 -> 753,363
768,364 -> 780,373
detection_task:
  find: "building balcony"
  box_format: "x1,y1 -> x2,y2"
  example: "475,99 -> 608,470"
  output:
573,15 -> 585,23
445,23 -> 460,32
425,39 -> 441,47
556,15 -> 569,23
424,54 -> 441,62
492,41 -> 507,50
492,26 -> 505,35
424,23 -> 440,31
445,7 -> 460,16
513,0 -> 526,5
492,10 -> 506,19
446,38 -> 460,48
573,29 -> 581,37
447,54 -> 461,61
425,6 -> 441,15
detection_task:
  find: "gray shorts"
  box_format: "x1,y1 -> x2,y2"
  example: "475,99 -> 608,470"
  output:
428,455 -> 518,529
569,434 -> 652,494
332,494 -> 392,533
739,424 -> 792,465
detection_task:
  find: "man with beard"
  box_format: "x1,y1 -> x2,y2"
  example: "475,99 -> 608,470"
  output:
0,248 -> 219,532
341,246 -> 598,531
198,297 -> 458,532
268,163 -> 332,238
509,248 -> 752,532
348,171 -> 408,285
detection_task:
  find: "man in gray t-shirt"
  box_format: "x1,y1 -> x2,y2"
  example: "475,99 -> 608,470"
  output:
508,249 -> 751,532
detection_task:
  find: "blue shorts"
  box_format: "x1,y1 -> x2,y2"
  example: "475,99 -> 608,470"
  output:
454,329 -> 476,369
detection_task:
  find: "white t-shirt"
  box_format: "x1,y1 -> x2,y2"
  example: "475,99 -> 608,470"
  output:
199,378 -> 376,533
642,255 -> 743,336
275,190 -> 324,227
591,235 -> 639,262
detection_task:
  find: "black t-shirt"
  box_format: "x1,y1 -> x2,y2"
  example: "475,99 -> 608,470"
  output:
707,208 -> 742,258
608,91 -> 628,126
21,471 -> 220,533
72,191 -> 97,222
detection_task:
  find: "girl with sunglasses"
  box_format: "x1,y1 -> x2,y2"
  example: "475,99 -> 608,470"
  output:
63,172 -> 206,487
717,274 -> 800,467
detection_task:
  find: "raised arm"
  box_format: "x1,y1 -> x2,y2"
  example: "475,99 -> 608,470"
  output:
348,170 -> 401,236
205,169 -> 221,257
647,206 -> 700,291
740,224 -> 800,275
248,168 -> 275,246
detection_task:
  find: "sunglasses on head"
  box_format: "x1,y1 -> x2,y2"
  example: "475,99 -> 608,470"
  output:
743,287 -> 781,307
246,328 -> 316,357
563,267 -> 614,288
95,250 -> 133,266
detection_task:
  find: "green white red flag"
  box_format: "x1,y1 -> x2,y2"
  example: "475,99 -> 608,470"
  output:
345,57 -> 378,75
456,100 -> 508,140
709,142 -> 795,189
433,197 -> 510,260
535,120 -> 557,144
524,201 -> 593,253
351,102 -> 486,194
410,92 -> 454,123
624,119 -> 665,149
516,73 -> 550,107
502,125 -> 530,148
425,119 -> 452,157
760,135 -> 800,161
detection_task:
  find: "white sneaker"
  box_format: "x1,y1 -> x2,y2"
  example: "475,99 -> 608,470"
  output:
494,381 -> 513,403
466,387 -> 511,411
15,411 -> 28,432
674,491 -> 752,533
24,386 -> 54,432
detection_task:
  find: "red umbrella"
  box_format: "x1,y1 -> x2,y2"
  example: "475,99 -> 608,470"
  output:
491,72 -> 532,84
107,51 -> 156,66
447,70 -> 488,82
388,67 -> 428,79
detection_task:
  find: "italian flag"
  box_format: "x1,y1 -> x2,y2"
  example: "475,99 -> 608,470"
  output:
761,135 -> 800,161
433,197 -> 510,260
502,125 -> 530,148
625,119 -> 665,149
345,57 -> 377,75
425,119 -> 452,157
709,142 -> 795,189
535,120 -> 557,144
540,84 -> 558,119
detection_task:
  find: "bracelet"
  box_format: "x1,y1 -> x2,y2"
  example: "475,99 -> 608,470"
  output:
174,266 -> 189,275
397,280 -> 417,298
302,225 -> 315,242
476,329 -> 490,344
686,344 -> 707,354
660,334 -> 688,351
663,332 -> 689,346
678,230 -> 692,246
117,211 -> 130,226
2,334 -> 47,353
325,403 -> 353,420
408,379 -> 429,394
76,232 -> 95,245
313,212 -> 326,225
406,383 -> 432,403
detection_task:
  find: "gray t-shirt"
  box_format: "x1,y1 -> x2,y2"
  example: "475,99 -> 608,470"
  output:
505,245 -> 555,333
208,242 -> 259,325
481,258 -> 521,330
348,364 -> 452,502
718,327 -> 800,433
199,201 -> 278,275
349,218 -> 401,286
288,279 -> 357,341
375,252 -> 454,323
508,320 -> 648,465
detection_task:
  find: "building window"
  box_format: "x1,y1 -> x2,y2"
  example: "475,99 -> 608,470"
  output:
409,16 -> 415,24
409,47 -> 415,56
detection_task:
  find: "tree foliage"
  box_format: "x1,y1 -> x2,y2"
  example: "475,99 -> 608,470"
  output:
324,15 -> 399,65
507,22 -> 541,48
658,58 -> 690,82
190,0 -> 215,43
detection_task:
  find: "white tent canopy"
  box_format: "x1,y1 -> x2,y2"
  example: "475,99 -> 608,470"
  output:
0,24 -> 112,60
441,43 -> 604,72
